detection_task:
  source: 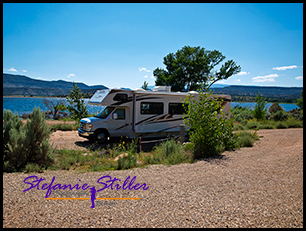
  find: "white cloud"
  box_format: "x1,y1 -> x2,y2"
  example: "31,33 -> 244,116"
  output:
22,70 -> 27,72
252,74 -> 279,82
150,76 -> 156,79
234,79 -> 241,83
8,67 -> 18,72
143,75 -> 148,78
237,71 -> 250,75
273,65 -> 298,71
67,73 -> 75,78
138,67 -> 151,72
295,76 -> 303,80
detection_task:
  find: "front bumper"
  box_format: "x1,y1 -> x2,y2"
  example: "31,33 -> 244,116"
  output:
78,128 -> 94,138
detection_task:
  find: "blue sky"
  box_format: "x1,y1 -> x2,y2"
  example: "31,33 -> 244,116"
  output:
3,3 -> 303,89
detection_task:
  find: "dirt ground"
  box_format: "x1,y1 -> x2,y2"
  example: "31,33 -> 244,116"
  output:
49,127 -> 303,153
4,128 -> 303,227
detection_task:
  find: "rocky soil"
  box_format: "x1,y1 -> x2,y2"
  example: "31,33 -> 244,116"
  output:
3,128 -> 303,228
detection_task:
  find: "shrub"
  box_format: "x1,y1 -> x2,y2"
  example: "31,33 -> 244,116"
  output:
275,122 -> 288,129
231,106 -> 254,123
117,152 -> 137,170
271,110 -> 288,121
3,110 -> 27,172
296,90 -> 303,110
152,139 -> 193,165
66,82 -> 89,121
287,121 -> 303,128
288,108 -> 303,121
269,102 -> 284,114
245,119 -> 260,129
183,87 -> 237,159
49,123 -> 78,131
258,123 -> 274,129
236,131 -> 259,148
233,124 -> 245,131
3,108 -> 54,172
25,163 -> 42,173
237,133 -> 254,147
253,91 -> 267,120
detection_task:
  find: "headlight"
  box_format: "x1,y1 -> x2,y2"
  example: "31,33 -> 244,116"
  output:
85,123 -> 92,131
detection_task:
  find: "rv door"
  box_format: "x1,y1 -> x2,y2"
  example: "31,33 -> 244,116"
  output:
108,107 -> 129,138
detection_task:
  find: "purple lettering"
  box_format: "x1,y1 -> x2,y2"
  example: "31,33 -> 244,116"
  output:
131,183 -> 140,190
141,183 -> 149,190
41,183 -> 49,190
45,176 -> 56,198
122,176 -> 131,190
82,183 -> 90,190
97,176 -> 111,192
23,175 -> 45,192
127,176 -> 136,190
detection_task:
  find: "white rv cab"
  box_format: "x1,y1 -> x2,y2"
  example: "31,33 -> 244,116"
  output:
78,87 -> 231,143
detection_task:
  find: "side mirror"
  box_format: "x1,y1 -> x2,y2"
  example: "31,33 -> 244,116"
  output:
112,113 -> 118,120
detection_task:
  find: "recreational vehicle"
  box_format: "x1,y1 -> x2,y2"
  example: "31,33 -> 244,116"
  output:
78,86 -> 231,143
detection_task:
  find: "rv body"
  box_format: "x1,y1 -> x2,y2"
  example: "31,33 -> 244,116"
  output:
78,87 -> 231,143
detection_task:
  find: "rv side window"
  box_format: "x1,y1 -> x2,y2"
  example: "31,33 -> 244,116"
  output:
113,93 -> 128,101
169,103 -> 186,114
141,102 -> 164,115
113,108 -> 125,119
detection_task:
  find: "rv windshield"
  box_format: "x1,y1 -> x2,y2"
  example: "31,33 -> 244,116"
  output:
95,107 -> 115,119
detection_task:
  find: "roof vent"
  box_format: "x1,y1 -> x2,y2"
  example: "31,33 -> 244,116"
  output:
152,86 -> 171,92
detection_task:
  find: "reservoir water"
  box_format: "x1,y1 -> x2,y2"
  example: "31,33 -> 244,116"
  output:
3,97 -> 299,116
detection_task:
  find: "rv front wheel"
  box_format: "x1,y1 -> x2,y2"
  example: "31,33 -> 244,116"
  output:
94,130 -> 109,144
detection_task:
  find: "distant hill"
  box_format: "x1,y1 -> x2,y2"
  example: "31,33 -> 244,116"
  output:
212,85 -> 303,102
3,73 -> 108,96
212,85 -> 302,97
3,73 -> 303,101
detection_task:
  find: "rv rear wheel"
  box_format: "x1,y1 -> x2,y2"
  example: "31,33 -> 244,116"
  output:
94,130 -> 109,144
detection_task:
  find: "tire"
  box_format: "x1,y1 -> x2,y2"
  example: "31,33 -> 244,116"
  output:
94,130 -> 109,144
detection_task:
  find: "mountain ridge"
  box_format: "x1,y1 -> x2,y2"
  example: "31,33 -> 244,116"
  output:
3,73 -> 108,96
3,73 -> 303,100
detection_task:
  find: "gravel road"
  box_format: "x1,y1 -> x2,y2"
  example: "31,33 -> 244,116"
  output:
3,128 -> 303,228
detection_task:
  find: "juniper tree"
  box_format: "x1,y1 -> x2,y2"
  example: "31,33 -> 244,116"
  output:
66,82 -> 89,121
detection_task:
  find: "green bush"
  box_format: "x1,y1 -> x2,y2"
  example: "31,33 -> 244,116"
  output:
25,163 -> 42,173
286,120 -> 303,128
233,124 -> 245,131
269,102 -> 284,114
275,122 -> 288,129
183,88 -> 237,158
66,82 -> 89,121
231,106 -> 254,123
49,123 -> 78,131
236,131 -> 257,148
152,139 -> 193,165
253,92 -> 267,120
3,108 -> 54,172
245,121 -> 260,129
117,152 -> 137,170
271,110 -> 289,121
258,123 -> 274,129
237,135 -> 254,147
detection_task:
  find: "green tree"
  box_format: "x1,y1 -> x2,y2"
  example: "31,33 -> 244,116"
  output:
153,45 -> 241,92
296,90 -> 303,110
66,82 -> 89,121
253,91 -> 267,120
3,108 -> 54,172
141,81 -> 149,90
182,86 -> 237,158
269,102 -> 284,114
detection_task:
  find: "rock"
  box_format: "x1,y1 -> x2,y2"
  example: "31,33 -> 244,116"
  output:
114,153 -> 129,161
